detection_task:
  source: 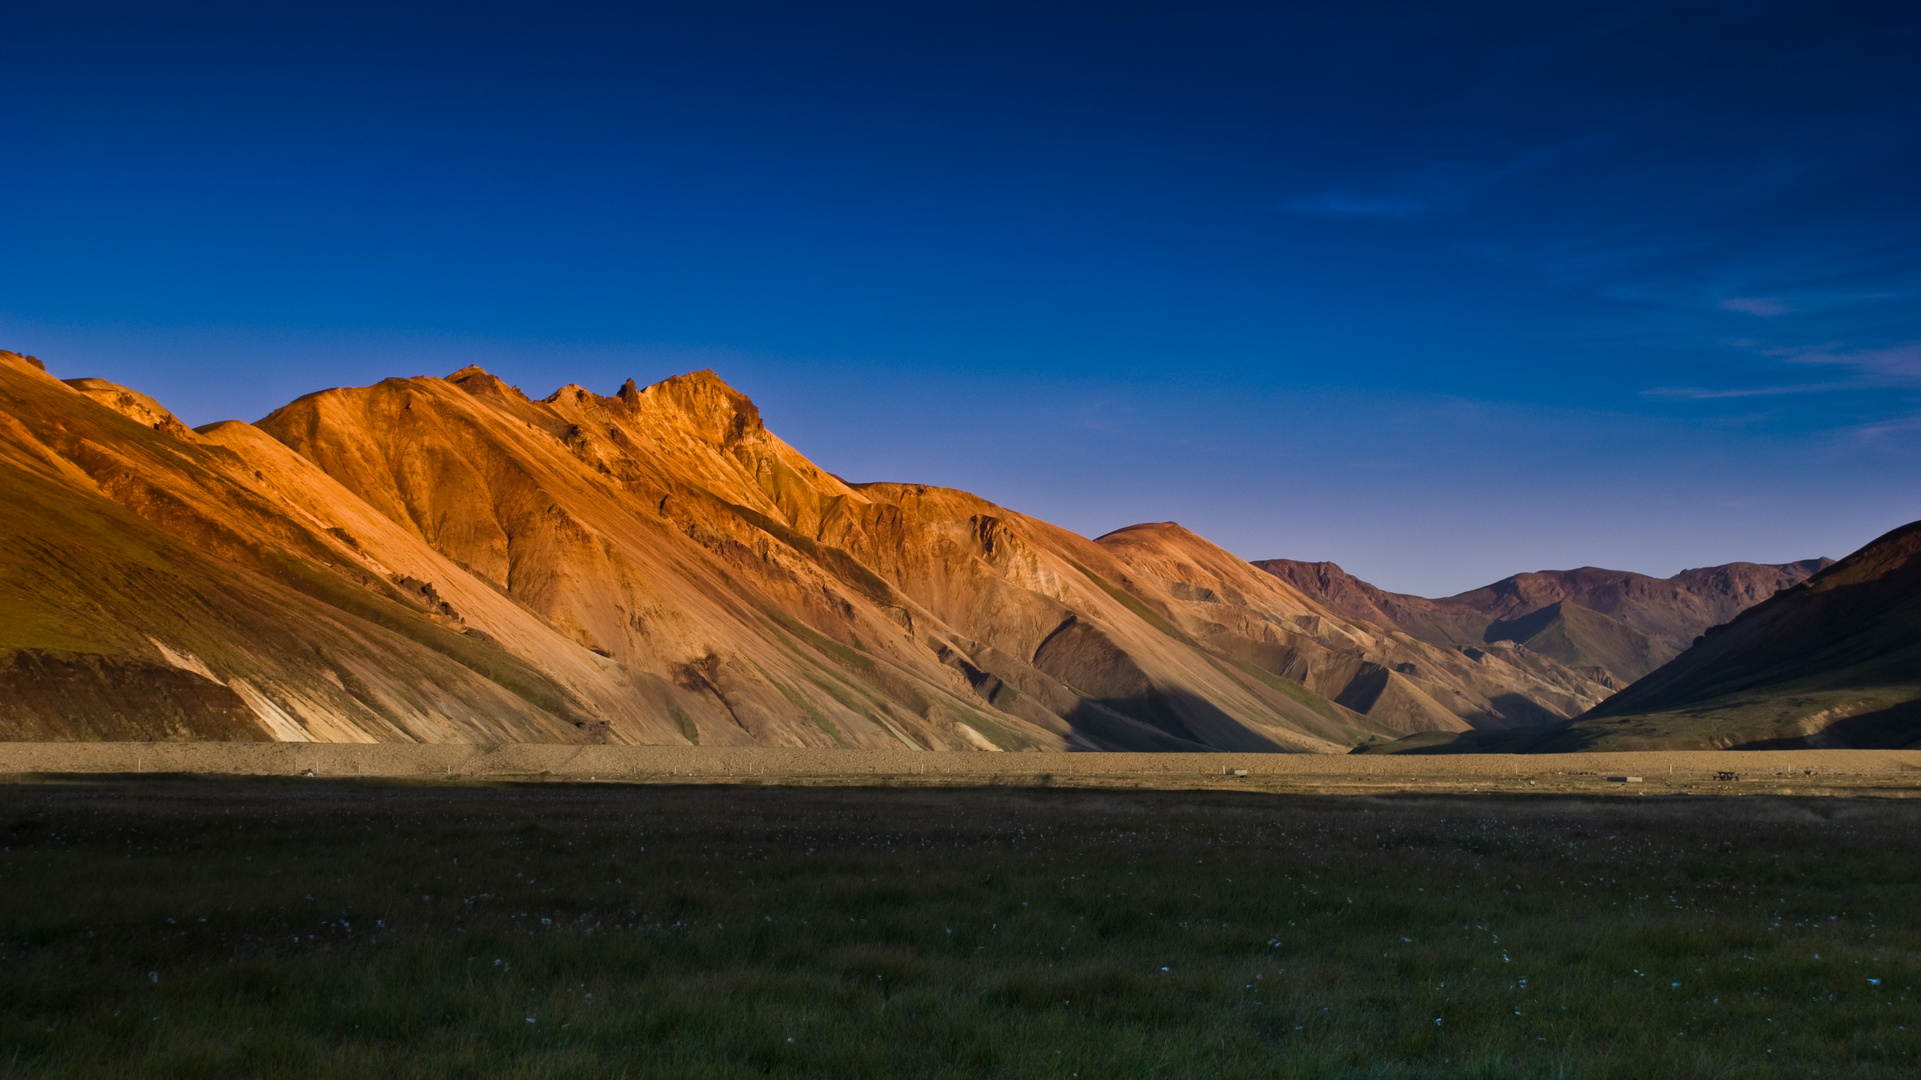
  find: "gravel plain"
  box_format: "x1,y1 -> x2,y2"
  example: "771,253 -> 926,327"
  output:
1,742 -> 1917,796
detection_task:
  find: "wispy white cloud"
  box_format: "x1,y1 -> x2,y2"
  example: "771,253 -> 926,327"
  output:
1641,382 -> 1851,400
1843,412 -> 1921,450
1719,296 -> 1793,317
1778,342 -> 1921,381
1642,341 -> 1921,404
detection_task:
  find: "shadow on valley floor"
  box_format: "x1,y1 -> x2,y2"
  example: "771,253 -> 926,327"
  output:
1062,689 -> 1290,752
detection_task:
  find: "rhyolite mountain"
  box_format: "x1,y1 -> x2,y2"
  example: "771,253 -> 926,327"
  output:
0,350 -> 1623,749
1256,558 -> 1829,686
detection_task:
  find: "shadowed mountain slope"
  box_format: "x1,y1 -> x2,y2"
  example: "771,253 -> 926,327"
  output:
1554,521 -> 1921,750
1256,557 -> 1828,684
1093,523 -> 1615,731
3,350 -> 1617,749
1357,522 -> 1921,753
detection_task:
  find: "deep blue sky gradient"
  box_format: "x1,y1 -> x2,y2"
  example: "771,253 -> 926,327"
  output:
5,1 -> 1919,593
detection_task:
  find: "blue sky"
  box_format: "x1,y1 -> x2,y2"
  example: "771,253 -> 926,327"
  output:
4,1 -> 1918,594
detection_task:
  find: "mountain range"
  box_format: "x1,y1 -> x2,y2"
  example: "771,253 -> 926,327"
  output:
1257,558 -> 1830,686
0,349 -> 1849,751
1488,521 -> 1921,751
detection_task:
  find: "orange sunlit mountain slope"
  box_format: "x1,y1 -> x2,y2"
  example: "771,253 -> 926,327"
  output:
2,350 -> 1626,749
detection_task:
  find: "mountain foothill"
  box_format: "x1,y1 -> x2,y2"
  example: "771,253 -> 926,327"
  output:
1,349 -> 1906,752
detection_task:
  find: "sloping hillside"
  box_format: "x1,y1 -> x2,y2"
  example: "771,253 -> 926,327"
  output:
1361,522 -> 1921,752
1095,524 -> 1612,730
1,350 -> 1616,749
0,354 -> 601,743
1557,521 -> 1921,749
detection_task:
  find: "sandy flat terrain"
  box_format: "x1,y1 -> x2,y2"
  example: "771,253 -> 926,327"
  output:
1,743 -> 1917,796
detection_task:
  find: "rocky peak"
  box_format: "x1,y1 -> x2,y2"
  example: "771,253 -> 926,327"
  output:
626,369 -> 764,446
61,377 -> 196,440
1103,521 -> 1196,541
2,350 -> 53,379
446,365 -> 529,403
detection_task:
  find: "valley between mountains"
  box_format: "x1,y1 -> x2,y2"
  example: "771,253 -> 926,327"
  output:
0,351 -> 1866,751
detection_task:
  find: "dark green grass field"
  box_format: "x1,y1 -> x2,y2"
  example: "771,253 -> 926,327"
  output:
2,778 -> 1917,1078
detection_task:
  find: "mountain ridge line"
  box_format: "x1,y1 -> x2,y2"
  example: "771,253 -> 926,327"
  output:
0,349 -> 1833,751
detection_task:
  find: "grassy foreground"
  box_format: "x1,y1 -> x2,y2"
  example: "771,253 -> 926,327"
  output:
1,779 -> 1916,1078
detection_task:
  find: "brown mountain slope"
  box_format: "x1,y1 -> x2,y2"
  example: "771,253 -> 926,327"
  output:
1094,523 -> 1614,730
1553,520 -> 1921,749
2,350 -> 1612,749
252,365 -> 1388,751
1358,522 -> 1921,754
1256,557 -> 1828,683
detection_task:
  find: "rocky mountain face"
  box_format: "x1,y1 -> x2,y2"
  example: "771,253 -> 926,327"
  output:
0,351 -> 1618,749
1255,558 -> 1828,685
